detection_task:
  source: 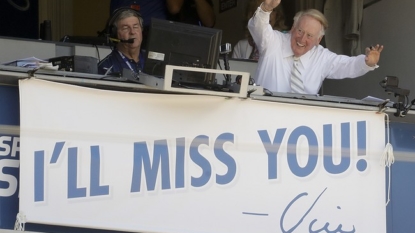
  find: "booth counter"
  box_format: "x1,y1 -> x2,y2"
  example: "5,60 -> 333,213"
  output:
0,62 -> 414,233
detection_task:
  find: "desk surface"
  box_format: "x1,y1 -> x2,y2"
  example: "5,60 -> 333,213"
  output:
0,65 -> 170,94
1,64 -> 414,123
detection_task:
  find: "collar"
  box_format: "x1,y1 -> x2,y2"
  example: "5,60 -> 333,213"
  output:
296,46 -> 314,69
284,34 -> 317,68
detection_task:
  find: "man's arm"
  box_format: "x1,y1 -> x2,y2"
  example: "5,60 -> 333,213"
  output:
166,0 -> 183,15
194,0 -> 215,27
248,1 -> 280,54
166,0 -> 215,27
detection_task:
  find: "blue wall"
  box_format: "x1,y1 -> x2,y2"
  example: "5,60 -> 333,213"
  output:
0,85 -> 19,125
0,0 -> 39,39
387,122 -> 415,233
0,85 -> 20,229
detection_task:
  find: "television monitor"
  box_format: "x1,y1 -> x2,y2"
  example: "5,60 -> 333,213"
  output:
143,18 -> 222,87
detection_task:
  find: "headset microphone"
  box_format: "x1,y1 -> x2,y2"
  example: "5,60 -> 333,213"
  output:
109,38 -> 135,43
121,38 -> 135,43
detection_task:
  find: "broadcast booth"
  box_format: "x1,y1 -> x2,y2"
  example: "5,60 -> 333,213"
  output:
0,18 -> 414,233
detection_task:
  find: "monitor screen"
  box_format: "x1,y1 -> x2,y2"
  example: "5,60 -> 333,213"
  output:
143,18 -> 222,87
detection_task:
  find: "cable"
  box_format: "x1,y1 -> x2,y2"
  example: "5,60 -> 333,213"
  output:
218,61 -> 227,80
381,113 -> 394,206
151,62 -> 162,75
7,0 -> 30,11
401,97 -> 415,116
94,44 -> 101,62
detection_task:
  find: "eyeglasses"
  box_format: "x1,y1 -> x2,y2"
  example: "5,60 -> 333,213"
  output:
295,28 -> 315,40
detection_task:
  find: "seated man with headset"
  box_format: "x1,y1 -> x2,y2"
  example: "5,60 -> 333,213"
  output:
98,7 -> 145,76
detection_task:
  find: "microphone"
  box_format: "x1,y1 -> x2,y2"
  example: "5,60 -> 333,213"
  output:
109,38 -> 135,43
120,38 -> 135,43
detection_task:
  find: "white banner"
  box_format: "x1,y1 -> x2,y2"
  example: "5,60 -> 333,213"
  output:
19,78 -> 386,233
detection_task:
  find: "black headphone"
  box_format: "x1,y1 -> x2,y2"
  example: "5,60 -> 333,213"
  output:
106,7 -> 143,40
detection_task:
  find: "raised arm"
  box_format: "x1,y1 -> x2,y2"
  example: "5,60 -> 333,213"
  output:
248,0 -> 282,54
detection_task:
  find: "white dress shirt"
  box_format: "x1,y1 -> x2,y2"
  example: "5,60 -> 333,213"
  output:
232,39 -> 253,59
247,6 -> 377,94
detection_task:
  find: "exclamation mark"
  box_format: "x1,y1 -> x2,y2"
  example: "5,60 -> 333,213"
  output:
356,121 -> 367,172
34,150 -> 45,202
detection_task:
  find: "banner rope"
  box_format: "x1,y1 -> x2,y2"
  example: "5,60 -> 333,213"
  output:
14,213 -> 26,231
381,113 -> 394,206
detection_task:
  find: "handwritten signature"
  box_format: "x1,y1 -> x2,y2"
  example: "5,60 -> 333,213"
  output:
280,188 -> 356,233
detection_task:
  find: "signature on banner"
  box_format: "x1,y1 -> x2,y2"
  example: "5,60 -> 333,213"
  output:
244,188 -> 356,233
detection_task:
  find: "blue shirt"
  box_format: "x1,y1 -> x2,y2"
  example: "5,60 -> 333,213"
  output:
98,49 -> 145,75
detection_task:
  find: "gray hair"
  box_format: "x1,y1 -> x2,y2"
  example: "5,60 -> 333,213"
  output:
113,9 -> 143,30
292,9 -> 328,37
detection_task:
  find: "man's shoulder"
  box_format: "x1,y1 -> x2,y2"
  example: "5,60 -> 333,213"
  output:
305,45 -> 341,64
313,45 -> 338,56
235,39 -> 249,46
99,50 -> 118,64
98,50 -> 120,70
275,31 -> 291,44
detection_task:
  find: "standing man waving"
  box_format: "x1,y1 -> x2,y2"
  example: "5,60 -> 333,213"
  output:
248,0 -> 384,94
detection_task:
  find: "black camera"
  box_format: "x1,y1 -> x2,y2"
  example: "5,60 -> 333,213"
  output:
380,76 -> 398,88
219,43 -> 232,54
379,76 -> 412,117
380,76 -> 409,97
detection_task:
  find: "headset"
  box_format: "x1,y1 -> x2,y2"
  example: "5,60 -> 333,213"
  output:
106,7 -> 143,43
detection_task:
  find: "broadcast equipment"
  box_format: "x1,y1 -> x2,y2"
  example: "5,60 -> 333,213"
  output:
49,56 -> 98,74
379,76 -> 413,117
143,18 -> 222,88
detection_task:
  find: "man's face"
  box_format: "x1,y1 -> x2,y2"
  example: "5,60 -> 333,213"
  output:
290,15 -> 323,57
116,16 -> 142,48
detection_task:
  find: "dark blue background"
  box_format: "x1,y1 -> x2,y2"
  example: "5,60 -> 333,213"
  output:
0,86 -> 19,126
0,0 -> 39,39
